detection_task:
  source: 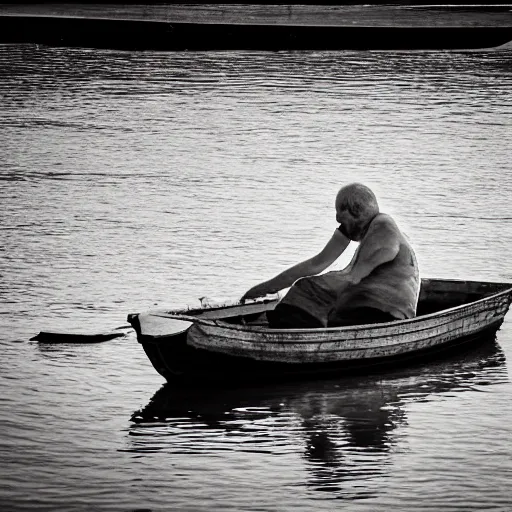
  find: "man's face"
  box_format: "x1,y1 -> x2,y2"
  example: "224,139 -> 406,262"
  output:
336,206 -> 356,240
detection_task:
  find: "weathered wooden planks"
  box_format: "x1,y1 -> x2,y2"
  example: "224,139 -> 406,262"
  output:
186,292 -> 510,362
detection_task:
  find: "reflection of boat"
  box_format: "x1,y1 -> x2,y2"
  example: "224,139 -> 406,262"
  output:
128,337 -> 507,498
128,279 -> 512,383
132,335 -> 507,424
0,4 -> 512,51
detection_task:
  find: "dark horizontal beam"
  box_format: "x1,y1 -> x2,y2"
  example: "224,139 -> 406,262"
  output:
7,0 -> 512,4
1,15 -> 512,50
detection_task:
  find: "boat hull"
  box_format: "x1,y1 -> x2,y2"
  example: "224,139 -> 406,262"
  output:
135,320 -> 504,384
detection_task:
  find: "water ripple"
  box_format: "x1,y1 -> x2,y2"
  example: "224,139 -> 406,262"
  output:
1,43 -> 512,511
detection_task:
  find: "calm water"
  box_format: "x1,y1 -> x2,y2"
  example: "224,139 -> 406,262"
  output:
1,42 -> 512,511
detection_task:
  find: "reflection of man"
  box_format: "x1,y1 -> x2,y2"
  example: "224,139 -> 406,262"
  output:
242,183 -> 420,328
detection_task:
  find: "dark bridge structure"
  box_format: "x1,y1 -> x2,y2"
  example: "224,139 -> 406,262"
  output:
1,3 -> 511,50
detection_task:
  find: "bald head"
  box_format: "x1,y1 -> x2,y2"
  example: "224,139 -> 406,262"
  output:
335,183 -> 380,240
335,183 -> 379,221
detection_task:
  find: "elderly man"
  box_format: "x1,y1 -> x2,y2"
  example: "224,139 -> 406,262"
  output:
242,183 -> 420,328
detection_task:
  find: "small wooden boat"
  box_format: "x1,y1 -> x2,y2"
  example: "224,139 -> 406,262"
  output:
128,278 -> 512,383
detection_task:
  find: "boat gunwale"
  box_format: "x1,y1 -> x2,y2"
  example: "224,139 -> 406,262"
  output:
149,279 -> 512,335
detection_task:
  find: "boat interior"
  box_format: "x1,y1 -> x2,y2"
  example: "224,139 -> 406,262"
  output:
195,279 -> 511,328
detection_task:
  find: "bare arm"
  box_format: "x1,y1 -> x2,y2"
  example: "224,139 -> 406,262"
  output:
241,229 -> 350,301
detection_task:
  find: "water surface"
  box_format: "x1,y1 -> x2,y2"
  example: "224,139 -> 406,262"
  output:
0,43 -> 511,511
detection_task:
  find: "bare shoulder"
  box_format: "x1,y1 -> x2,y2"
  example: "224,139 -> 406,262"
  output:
367,213 -> 401,238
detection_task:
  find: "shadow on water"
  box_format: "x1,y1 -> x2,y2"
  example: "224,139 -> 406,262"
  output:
127,336 -> 507,498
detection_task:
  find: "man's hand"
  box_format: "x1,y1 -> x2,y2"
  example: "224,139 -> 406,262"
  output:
241,282 -> 276,302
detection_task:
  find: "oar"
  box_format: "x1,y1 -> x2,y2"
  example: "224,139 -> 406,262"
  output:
29,293 -> 280,343
30,325 -> 132,343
